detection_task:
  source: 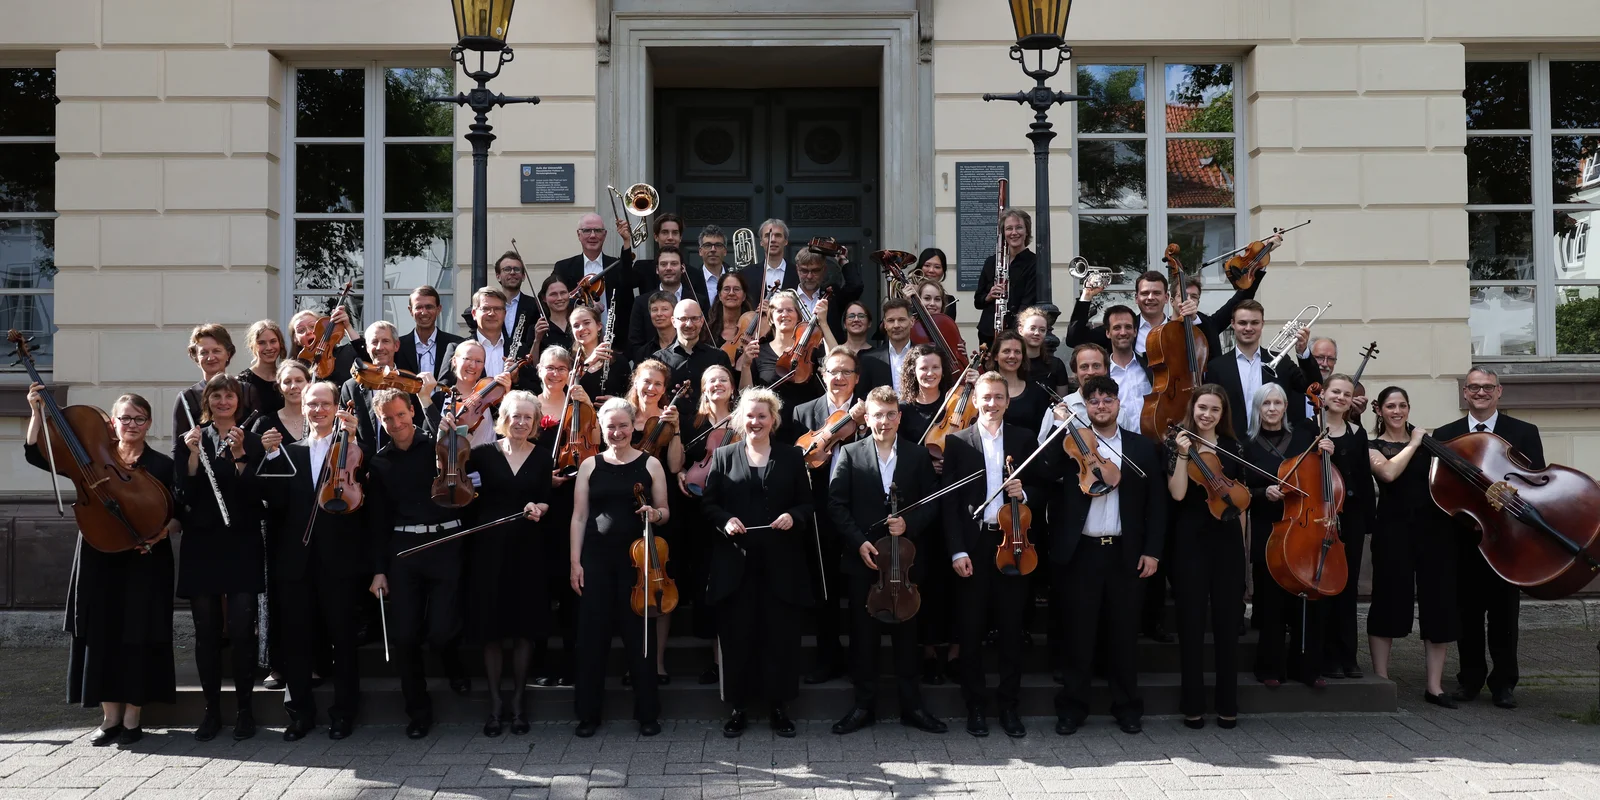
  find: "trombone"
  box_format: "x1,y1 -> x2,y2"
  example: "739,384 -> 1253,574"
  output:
1267,302 -> 1331,370
606,183 -> 658,250
1067,256 -> 1122,290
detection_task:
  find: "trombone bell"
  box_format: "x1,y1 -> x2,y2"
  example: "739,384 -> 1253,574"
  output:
624,183 -> 658,217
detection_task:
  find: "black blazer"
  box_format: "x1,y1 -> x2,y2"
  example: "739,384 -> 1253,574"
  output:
815,258 -> 865,341
700,442 -> 816,607
826,436 -> 940,580
856,344 -> 900,392
740,259 -> 800,296
554,250 -> 637,354
973,249 -> 1039,341
627,279 -> 711,367
395,328 -> 465,375
172,381 -> 263,465
1046,430 -> 1167,569
1064,280 -> 1258,360
939,422 -> 1045,562
1435,413 -> 1544,469
256,441 -> 370,583
1202,348 -> 1319,432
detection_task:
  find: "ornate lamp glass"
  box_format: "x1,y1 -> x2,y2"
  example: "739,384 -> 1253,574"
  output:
450,0 -> 516,51
1007,0 -> 1073,50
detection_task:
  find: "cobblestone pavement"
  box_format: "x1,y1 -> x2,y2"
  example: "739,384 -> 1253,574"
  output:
3,627 -> 1599,799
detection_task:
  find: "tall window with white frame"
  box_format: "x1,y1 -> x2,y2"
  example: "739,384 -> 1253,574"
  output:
289,65 -> 455,337
1074,61 -> 1242,313
1465,58 -> 1600,358
0,68 -> 56,368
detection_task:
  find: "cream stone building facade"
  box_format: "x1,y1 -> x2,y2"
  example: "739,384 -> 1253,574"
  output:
1,0 -> 1598,604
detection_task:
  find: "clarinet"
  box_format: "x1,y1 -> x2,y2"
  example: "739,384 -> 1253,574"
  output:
507,310 -> 525,363
599,289 -> 617,387
180,397 -> 231,527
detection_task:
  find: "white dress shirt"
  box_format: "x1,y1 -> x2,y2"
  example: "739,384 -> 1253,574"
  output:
303,432 -> 333,490
1471,411 -> 1499,433
477,331 -> 507,377
798,285 -> 825,319
953,422 -> 1023,563
1037,391 -> 1087,445
874,441 -> 897,496
763,260 -> 787,291
1084,428 -> 1124,537
504,292 -> 521,324
702,267 -> 721,306
886,340 -> 913,394
1235,347 -> 1265,431
414,329 -> 439,376
1109,355 -> 1149,433
1134,313 -> 1171,356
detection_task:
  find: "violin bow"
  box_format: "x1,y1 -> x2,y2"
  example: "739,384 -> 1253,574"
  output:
396,511 -> 525,558
870,468 -> 985,529
1168,424 -> 1311,497
683,415 -> 732,448
971,422 -> 1071,519
801,469 -> 829,601
1061,411 -> 1149,480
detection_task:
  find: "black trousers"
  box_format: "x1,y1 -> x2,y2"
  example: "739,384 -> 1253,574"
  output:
387,540 -> 463,721
1252,558 -> 1302,683
810,523 -> 846,670
954,532 -> 1030,711
276,571 -> 359,724
719,556 -> 802,710
846,572 -> 922,714
1172,522 -> 1244,718
1455,532 -> 1520,694
1321,529 -> 1367,671
1054,537 -> 1143,725
190,592 -> 257,713
1141,524 -> 1177,633
574,547 -> 659,724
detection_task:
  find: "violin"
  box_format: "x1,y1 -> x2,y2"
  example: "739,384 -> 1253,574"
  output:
1347,341 -> 1378,415
553,361 -> 601,478
994,456 -> 1038,576
637,381 -> 691,458
1061,417 -> 1119,497
1168,424 -> 1250,522
629,483 -> 678,618
295,281 -> 355,379
350,359 -> 424,395
873,249 -> 968,372
921,344 -> 987,461
796,403 -> 860,469
430,391 -> 475,509
1422,430 -> 1600,600
682,416 -> 736,497
1140,245 -> 1208,439
457,353 -> 536,433
865,482 -> 920,624
1265,393 -> 1347,598
807,236 -> 844,258
1218,220 -> 1310,290
722,282 -> 780,364
776,286 -> 832,385
11,332 -> 174,553
317,401 -> 364,514
574,272 -> 605,308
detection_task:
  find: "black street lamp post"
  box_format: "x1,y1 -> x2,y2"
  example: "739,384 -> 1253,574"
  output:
429,0 -> 538,292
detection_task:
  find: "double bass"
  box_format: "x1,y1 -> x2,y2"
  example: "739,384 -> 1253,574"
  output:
1265,392 -> 1348,599
295,281 -> 355,379
11,331 -> 174,553
1141,245 -> 1208,439
873,249 -> 969,372
865,483 -> 920,623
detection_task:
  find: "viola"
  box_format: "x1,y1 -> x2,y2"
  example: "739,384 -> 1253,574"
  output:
457,353 -> 536,432
295,281 -> 355,379
994,455 -> 1038,576
776,286 -> 832,385
921,344 -> 987,461
1168,424 -> 1250,522
796,404 -> 860,470
629,483 -> 678,618
638,381 -> 691,458
721,282 -> 780,364
1219,220 -> 1310,290
1060,417 -> 1119,497
574,272 -> 605,308
682,416 -> 736,497
317,401 -> 364,514
1348,341 -> 1378,416
1423,430 -> 1600,600
1140,245 -> 1209,439
1265,395 -> 1348,598
873,249 -> 968,372
11,332 -> 174,553
865,482 -> 920,624
553,361 -> 601,478
350,359 -> 424,395
430,391 -> 475,509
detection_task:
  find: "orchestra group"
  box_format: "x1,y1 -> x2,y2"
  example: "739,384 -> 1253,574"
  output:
26,201 -> 1593,751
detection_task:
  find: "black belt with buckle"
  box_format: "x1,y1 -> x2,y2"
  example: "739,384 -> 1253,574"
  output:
1088,535 -> 1118,545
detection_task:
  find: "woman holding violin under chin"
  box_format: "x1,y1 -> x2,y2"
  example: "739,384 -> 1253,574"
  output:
1165,384 -> 1247,730
25,387 -> 180,748
745,291 -> 824,446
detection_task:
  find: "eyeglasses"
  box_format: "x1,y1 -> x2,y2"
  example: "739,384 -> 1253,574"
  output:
116,416 -> 151,426
700,242 -> 726,249
578,227 -> 606,235
1465,383 -> 1500,394
497,266 -> 524,275
1313,355 -> 1338,364
844,313 -> 870,321
1085,397 -> 1119,407
674,315 -> 704,323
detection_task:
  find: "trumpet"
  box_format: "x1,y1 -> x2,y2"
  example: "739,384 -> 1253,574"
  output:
1267,302 -> 1331,370
1068,256 -> 1122,290
731,227 -> 758,268
607,183 -> 658,250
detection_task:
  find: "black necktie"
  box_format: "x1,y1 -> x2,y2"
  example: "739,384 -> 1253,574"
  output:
1475,423 -> 1488,432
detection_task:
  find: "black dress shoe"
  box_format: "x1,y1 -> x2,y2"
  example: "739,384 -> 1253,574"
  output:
656,672 -> 671,686
1425,691 -> 1459,709
262,674 -> 285,691
574,720 -> 599,738
770,705 -> 796,738
328,718 -> 353,740
966,710 -> 989,737
114,727 -> 143,746
233,709 -> 256,741
921,657 -> 945,686
1183,717 -> 1205,730
449,677 -> 471,696
510,713 -> 530,736
1492,689 -> 1518,709
91,725 -> 125,747
998,708 -> 1025,738
1343,665 -> 1364,679
1054,717 -> 1078,736
282,717 -> 315,742
804,663 -> 846,685
1217,717 -> 1238,730
194,710 -> 221,742
639,720 -> 662,737
405,718 -> 432,739
483,714 -> 504,738
945,657 -> 963,684
557,675 -> 574,687
698,663 -> 720,685
1143,626 -> 1174,643
900,709 -> 947,734
1118,718 -> 1143,735
532,676 -> 558,688
621,671 -> 632,687
723,709 -> 748,738
831,707 -> 875,735
1452,687 -> 1481,703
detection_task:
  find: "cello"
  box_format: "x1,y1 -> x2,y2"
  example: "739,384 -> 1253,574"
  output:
865,482 -> 920,623
11,331 -> 174,553
873,249 -> 969,372
1264,392 -> 1348,599
1141,244 -> 1209,439
295,281 -> 355,379
994,456 -> 1038,576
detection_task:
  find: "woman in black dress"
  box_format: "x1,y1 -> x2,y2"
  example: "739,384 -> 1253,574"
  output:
464,389 -> 553,736
1166,384 -> 1246,730
744,291 -> 824,446
1366,385 -> 1458,707
569,397 -> 670,737
246,359 -> 312,692
238,319 -> 286,419
895,344 -> 957,683
532,346 -> 589,687
25,388 -> 179,747
992,331 -> 1048,430
701,387 -> 813,737
1311,374 -> 1376,681
177,374 -> 266,742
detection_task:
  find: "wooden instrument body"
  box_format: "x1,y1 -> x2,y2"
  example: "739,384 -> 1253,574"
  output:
553,400 -> 600,477
574,273 -> 605,307
921,345 -> 987,460
994,463 -> 1037,576
637,381 -> 691,458
1179,440 -> 1250,522
1223,240 -> 1271,290
317,428 -> 364,514
295,281 -> 355,378
796,408 -> 859,469
1265,442 -> 1348,598
430,395 -> 475,509
630,484 -> 679,617
44,404 -> 174,553
865,483 -> 920,623
351,360 -> 423,394
683,424 -> 733,496
1061,421 -> 1119,497
1139,246 -> 1209,439
777,288 -> 832,385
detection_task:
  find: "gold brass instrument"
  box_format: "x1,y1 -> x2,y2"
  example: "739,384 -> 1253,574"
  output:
1068,256 -> 1122,290
1266,302 -> 1331,370
731,227 -> 758,268
607,183 -> 658,250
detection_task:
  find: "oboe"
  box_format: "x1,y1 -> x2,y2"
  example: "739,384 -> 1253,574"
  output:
180,396 -> 231,527
599,289 -> 617,387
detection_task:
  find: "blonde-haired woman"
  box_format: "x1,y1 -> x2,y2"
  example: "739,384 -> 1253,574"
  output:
463,389 -> 552,737
239,319 -> 287,417
744,290 -> 823,445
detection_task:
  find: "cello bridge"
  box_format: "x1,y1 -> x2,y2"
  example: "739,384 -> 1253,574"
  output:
1485,481 -> 1517,511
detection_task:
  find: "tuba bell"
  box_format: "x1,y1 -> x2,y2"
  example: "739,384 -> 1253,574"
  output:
607,183 -> 658,250
731,227 -> 758,268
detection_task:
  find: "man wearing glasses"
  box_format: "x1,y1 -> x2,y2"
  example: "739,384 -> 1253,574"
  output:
440,288 -> 534,388
650,299 -> 730,400
1306,338 -> 1369,419
1434,368 -> 1544,711
491,251 -> 535,350
694,224 -> 729,308
552,212 -> 637,359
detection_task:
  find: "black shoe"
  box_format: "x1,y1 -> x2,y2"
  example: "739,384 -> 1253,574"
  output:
723,709 -> 748,738
263,674 -> 285,691
483,714 -> 504,738
1218,717 -> 1238,730
114,727 -> 143,746
770,705 -> 796,738
328,718 -> 352,740
698,663 -> 720,685
656,672 -> 671,686
1343,665 -> 1364,679
1054,717 -> 1078,736
921,657 -> 945,686
966,710 -> 989,737
510,710 -> 530,736
194,709 -> 222,742
532,676 -> 558,688
1118,718 -> 1143,735
621,671 -> 632,687
449,677 -> 471,696
1183,717 -> 1205,730
233,709 -> 256,741
283,716 -> 315,742
1143,626 -> 1174,643
574,720 -> 599,738
900,709 -> 947,734
1492,689 -> 1518,709
831,707 -> 875,735
1425,691 -> 1459,709
405,717 -> 432,740
998,709 -> 1025,738
1323,670 -> 1345,680
556,675 -> 574,687
639,720 -> 662,737
804,662 -> 846,685
1452,687 -> 1481,703
91,725 -> 125,747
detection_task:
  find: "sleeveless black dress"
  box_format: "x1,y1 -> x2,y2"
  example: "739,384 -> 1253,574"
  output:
463,442 -> 554,643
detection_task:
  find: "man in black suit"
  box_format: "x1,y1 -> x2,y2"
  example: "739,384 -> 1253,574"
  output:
396,285 -> 464,378
629,213 -> 685,293
628,246 -> 710,362
491,251 -> 538,347
1107,261 -> 1262,361
943,371 -> 1046,738
858,299 -> 915,393
1440,367 -> 1545,710
691,223 -> 730,310
439,288 -> 535,389
257,384 -> 366,741
826,385 -> 948,735
1047,376 -> 1167,736
741,218 -> 799,295
651,299 -> 730,401
552,212 -> 637,351
796,247 -> 862,342
1201,300 -> 1320,433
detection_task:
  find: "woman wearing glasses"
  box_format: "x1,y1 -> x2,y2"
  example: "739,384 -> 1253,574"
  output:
25,388 -> 181,747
